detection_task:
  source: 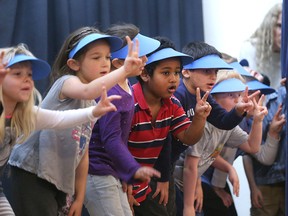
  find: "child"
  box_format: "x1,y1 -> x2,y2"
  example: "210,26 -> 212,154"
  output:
7,26 -> 144,216
127,36 -> 212,216
243,85 -> 286,216
173,74 -> 268,216
154,42 -> 257,216
84,23 -> 161,216
0,44 -> 122,215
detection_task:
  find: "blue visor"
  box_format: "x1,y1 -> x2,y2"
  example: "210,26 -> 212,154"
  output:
246,80 -> 275,95
211,78 -> 246,94
111,33 -> 160,59
6,54 -> 51,80
69,33 -> 123,59
230,62 -> 253,77
183,54 -> 233,70
146,48 -> 193,66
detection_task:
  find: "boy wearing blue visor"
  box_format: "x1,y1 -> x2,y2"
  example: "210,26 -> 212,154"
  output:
174,73 -> 268,216
84,23 -> 161,216
127,37 -> 212,216
155,42 -> 259,216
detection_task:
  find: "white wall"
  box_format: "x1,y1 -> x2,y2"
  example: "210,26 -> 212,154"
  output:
202,0 -> 282,59
202,1 -> 282,215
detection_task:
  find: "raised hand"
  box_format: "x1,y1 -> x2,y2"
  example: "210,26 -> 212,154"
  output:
123,36 -> 145,77
92,84 -> 121,118
235,86 -> 260,116
194,87 -> 211,119
0,51 -> 10,85
269,104 -> 286,139
252,94 -> 268,122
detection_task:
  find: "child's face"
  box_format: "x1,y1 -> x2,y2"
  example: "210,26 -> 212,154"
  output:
213,92 -> 241,112
144,57 -> 181,99
76,40 -> 111,83
184,69 -> 217,93
2,62 -> 34,104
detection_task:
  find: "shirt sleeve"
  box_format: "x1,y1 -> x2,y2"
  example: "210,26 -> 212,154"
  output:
34,106 -> 98,130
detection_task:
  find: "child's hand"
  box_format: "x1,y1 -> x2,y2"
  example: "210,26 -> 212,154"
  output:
252,95 -> 268,123
127,184 -> 140,213
228,167 -> 239,197
194,88 -> 211,120
235,87 -> 260,116
0,51 -> 9,85
269,104 -> 286,139
251,185 -> 263,208
152,181 -> 169,206
194,180 -> 203,213
123,36 -> 145,78
92,85 -> 121,118
213,186 -> 234,207
134,166 -> 161,183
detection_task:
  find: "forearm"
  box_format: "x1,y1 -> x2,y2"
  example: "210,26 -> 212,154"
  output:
247,120 -> 263,153
242,155 -> 258,191
252,133 -> 279,165
74,150 -> 89,205
183,166 -> 197,209
182,115 -> 206,145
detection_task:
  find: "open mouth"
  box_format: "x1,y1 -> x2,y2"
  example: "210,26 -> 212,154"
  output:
168,85 -> 177,93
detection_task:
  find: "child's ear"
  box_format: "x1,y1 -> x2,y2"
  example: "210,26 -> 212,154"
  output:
139,68 -> 150,82
182,69 -> 190,79
67,59 -> 80,71
111,58 -> 124,69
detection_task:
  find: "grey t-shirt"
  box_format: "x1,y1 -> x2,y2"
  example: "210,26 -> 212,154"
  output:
174,122 -> 248,191
9,75 -> 95,195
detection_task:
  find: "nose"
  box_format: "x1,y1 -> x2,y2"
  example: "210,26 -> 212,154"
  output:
170,73 -> 178,82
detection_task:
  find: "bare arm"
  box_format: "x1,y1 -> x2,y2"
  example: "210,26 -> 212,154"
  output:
183,155 -> 199,216
62,37 -> 144,100
68,149 -> 89,216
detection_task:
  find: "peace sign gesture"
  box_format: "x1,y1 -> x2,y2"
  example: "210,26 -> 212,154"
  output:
194,87 -> 211,120
252,94 -> 268,122
123,36 -> 145,78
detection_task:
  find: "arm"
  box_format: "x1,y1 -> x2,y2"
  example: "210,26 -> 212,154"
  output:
194,177 -> 203,213
183,155 -> 199,216
253,104 -> 285,165
242,155 -> 263,208
211,156 -> 239,197
36,86 -> 121,130
177,88 -> 211,145
238,95 -> 268,154
62,37 -> 143,100
68,149 -> 89,216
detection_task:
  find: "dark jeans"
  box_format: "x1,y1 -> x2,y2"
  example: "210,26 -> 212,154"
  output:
5,165 -> 66,216
134,178 -> 170,216
202,182 -> 237,216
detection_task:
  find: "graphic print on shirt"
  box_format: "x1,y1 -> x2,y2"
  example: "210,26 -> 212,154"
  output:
72,122 -> 93,157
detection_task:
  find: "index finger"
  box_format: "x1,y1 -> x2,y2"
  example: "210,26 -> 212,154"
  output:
248,90 -> 260,100
201,91 -> 210,102
196,87 -> 201,102
126,36 -> 133,57
257,94 -> 265,106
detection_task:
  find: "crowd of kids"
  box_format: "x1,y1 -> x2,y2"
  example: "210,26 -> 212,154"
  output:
0,14 -> 286,216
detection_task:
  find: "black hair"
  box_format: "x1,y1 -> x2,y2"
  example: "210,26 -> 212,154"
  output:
143,36 -> 177,78
182,41 -> 221,61
105,23 -> 139,48
261,73 -> 271,86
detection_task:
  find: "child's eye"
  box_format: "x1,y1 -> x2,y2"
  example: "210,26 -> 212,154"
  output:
162,71 -> 170,76
174,71 -> 181,76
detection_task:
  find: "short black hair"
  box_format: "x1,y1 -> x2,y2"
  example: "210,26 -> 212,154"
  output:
182,41 -> 221,61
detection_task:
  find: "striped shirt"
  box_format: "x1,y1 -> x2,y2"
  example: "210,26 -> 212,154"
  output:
128,82 -> 191,202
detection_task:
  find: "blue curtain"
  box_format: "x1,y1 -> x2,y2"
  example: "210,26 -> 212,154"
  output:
0,0 -> 204,95
282,0 -> 288,214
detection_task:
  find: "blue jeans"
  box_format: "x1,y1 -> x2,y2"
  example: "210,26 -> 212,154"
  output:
84,175 -> 132,216
175,185 -> 204,216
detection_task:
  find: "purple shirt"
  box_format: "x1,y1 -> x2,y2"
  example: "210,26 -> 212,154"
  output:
88,84 -> 140,182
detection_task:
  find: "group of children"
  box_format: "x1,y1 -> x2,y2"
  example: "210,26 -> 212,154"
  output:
0,22 -> 286,216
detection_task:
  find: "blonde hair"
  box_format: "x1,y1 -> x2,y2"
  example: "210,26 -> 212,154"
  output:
216,70 -> 246,84
0,44 -> 42,143
249,3 -> 282,72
